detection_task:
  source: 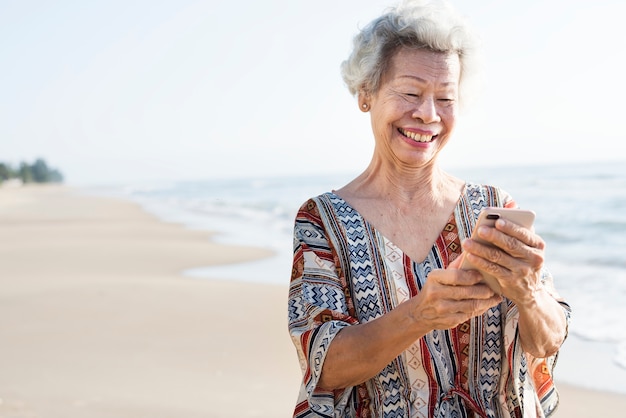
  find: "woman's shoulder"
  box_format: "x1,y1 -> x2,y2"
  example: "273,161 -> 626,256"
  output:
297,191 -> 336,207
294,192 -> 341,217
464,182 -> 505,194
463,182 -> 514,207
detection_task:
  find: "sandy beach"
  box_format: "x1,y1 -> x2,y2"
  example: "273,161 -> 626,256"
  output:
1,185 -> 625,417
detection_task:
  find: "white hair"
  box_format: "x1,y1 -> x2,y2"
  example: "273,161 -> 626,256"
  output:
341,0 -> 482,106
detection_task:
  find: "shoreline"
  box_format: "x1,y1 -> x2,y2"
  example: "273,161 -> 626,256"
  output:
0,185 -> 301,417
1,184 -> 625,417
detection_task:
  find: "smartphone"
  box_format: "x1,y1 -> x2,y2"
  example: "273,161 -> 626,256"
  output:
460,207 -> 536,293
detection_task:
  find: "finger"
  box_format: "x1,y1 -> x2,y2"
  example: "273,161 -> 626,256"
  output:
463,251 -> 511,280
475,224 -> 544,264
463,238 -> 514,269
494,218 -> 545,250
443,295 -> 502,317
466,239 -> 540,281
463,243 -> 544,299
424,296 -> 502,329
448,253 -> 464,269
434,266 -> 483,287
435,271 -> 499,300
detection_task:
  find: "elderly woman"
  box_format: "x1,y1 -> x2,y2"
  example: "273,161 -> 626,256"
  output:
287,0 -> 570,417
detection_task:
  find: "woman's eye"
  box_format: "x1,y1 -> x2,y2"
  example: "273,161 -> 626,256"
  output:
437,98 -> 455,105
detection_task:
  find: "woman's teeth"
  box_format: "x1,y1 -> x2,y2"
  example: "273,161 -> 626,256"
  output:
399,128 -> 433,143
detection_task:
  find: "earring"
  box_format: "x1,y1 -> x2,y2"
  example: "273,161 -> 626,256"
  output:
361,103 -> 369,110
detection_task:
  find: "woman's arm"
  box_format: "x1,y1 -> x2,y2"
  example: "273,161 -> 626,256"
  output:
318,264 -> 501,389
515,285 -> 568,358
461,218 -> 568,358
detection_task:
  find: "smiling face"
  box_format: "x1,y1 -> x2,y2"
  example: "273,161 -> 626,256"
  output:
362,47 -> 461,170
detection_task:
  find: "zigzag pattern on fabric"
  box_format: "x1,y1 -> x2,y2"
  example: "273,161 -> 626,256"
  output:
325,193 -> 410,416
462,184 -> 504,417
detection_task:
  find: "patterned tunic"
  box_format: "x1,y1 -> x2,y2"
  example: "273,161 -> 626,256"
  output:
288,184 -> 570,418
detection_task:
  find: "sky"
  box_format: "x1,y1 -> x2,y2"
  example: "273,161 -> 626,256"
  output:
1,0 -> 625,185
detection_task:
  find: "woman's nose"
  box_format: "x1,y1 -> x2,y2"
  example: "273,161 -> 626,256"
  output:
411,96 -> 440,124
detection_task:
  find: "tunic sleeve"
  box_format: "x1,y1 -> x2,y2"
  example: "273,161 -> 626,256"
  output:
288,198 -> 361,417
501,266 -> 572,417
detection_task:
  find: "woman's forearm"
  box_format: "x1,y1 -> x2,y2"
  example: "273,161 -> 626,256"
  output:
517,287 -> 568,358
317,302 -> 424,390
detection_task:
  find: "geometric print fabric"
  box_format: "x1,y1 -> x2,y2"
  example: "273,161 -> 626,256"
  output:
288,183 -> 570,417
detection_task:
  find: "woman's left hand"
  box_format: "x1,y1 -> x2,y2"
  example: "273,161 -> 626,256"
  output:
461,217 -> 545,305
461,217 -> 568,357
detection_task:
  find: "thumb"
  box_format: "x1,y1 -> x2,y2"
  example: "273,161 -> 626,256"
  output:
448,253 -> 465,269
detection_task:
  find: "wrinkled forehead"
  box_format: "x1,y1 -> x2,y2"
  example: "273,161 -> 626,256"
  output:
385,48 -> 461,85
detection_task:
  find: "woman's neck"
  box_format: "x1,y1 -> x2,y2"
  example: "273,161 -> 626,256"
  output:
344,159 -> 456,207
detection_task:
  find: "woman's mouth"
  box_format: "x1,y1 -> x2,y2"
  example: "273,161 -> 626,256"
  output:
398,128 -> 435,143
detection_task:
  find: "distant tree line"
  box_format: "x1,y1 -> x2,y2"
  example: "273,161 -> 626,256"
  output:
0,159 -> 64,184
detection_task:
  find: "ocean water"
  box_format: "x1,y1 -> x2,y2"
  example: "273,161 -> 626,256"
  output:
89,160 -> 626,394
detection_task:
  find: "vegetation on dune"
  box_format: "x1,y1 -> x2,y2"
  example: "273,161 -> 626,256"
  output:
0,159 -> 64,184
